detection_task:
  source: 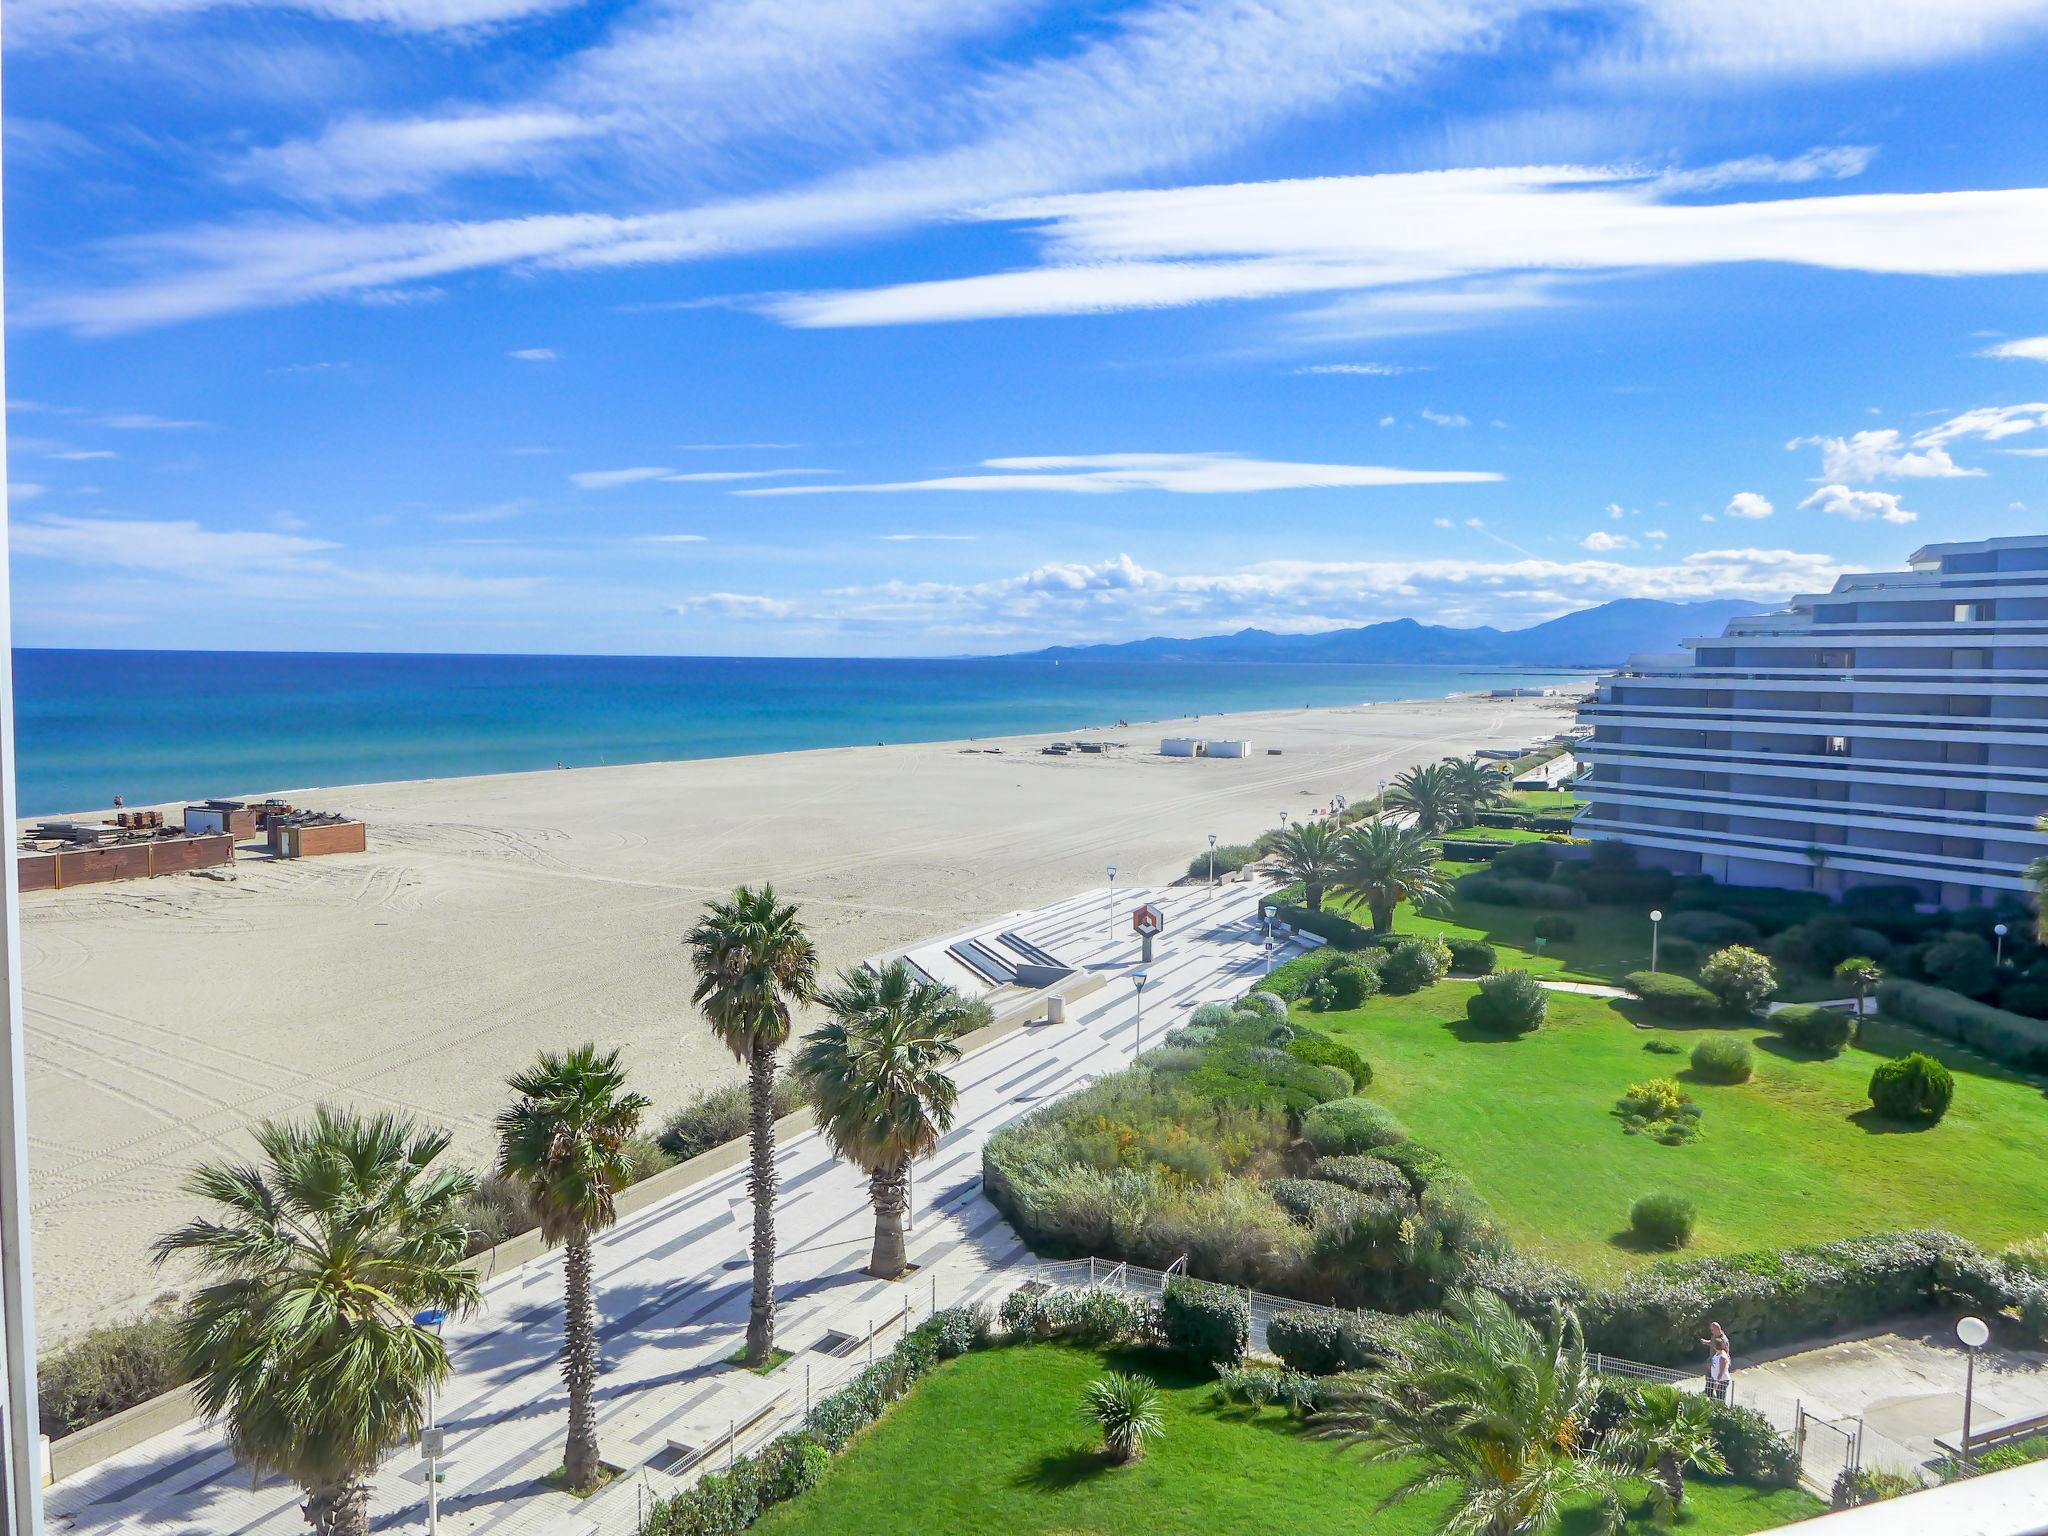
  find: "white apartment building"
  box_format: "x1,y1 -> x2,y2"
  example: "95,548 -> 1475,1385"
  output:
1578,535 -> 2048,908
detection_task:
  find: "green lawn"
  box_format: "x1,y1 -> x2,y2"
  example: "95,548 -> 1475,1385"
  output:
1508,789 -> 1586,814
755,1343 -> 1818,1536
1315,983 -> 2048,1278
1441,825 -> 1556,845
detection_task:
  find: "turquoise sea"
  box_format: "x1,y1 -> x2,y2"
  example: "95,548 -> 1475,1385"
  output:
13,649 -> 1591,817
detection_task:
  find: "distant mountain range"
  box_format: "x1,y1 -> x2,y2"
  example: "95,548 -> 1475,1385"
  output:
1012,597 -> 1768,669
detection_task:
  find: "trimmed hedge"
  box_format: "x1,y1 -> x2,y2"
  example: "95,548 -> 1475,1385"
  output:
1302,1097 -> 1408,1155
1266,1306 -> 1405,1374
1446,938 -> 1498,975
1455,873 -> 1587,909
1286,1032 -> 1373,1091
1624,970 -> 1724,1021
1311,1154 -> 1410,1198
1264,902 -> 1381,951
1877,977 -> 2048,1072
1774,1003 -> 1858,1057
1161,1275 -> 1250,1367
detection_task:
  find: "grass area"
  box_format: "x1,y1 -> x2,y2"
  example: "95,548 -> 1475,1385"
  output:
1315,983 -> 2048,1278
754,1343 -> 1817,1536
726,1345 -> 794,1374
1509,789 -> 1585,814
1441,825 -> 1557,844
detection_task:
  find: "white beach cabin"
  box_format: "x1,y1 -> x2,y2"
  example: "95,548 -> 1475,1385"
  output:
1160,737 -> 1204,757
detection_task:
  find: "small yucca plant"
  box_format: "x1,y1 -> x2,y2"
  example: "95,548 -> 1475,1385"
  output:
1084,1372 -> 1165,1464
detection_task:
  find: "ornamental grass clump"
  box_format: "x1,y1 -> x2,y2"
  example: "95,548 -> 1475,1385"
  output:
1614,1077 -> 1702,1145
1689,1035 -> 1754,1084
1629,1192 -> 1698,1250
1084,1372 -> 1164,1464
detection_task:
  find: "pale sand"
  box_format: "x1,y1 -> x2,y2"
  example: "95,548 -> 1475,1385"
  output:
18,691 -> 1578,1341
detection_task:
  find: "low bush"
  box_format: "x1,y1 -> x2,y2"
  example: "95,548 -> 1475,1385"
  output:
1662,910 -> 1759,948
1265,902 -> 1381,952
1699,945 -> 1778,1015
1974,1433 -> 2048,1473
1629,1192 -> 1698,1250
1178,1045 -> 1351,1116
1212,1363 -> 1321,1415
1257,946 -> 1355,1002
1302,1097 -> 1408,1155
1187,843 -> 1259,882
1446,938 -> 1497,975
657,1076 -> 804,1162
1311,964 -> 1379,1011
1464,969 -> 1548,1036
1310,1154 -> 1410,1198
1869,1052 -> 1955,1124
1531,914 -> 1578,942
999,1285 -> 1155,1347
1834,1467 -> 1920,1507
459,1172 -> 538,1255
1613,1078 -> 1702,1145
1160,1275 -> 1250,1367
1774,1003 -> 1858,1057
1709,1401 -> 1803,1488
1455,873 -> 1586,909
1268,1178 -> 1367,1228
1876,977 -> 2048,1072
1237,990 -> 1289,1023
1379,937 -> 1450,994
1924,932 -> 1998,998
1286,1032 -> 1372,1091
2002,982 -> 2048,1021
1188,1002 -> 1236,1029
1689,1034 -> 1755,1084
1266,1307 -> 1403,1374
1624,970 -> 1724,1021
1490,842 -> 1558,880
37,1305 -> 189,1439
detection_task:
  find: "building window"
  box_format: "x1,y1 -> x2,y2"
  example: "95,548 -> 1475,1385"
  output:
1955,602 -> 1993,623
1824,736 -> 1850,756
1816,650 -> 1852,669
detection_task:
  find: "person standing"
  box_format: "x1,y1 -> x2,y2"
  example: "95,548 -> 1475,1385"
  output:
1706,1339 -> 1732,1404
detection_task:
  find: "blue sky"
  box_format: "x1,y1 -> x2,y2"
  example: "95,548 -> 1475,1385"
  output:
5,0 -> 2048,657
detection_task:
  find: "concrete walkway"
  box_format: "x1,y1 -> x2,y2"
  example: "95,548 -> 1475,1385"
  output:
44,881 -> 1305,1536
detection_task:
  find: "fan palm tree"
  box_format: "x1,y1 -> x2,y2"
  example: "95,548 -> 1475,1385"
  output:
1316,1289 -> 1627,1536
1272,818 -> 1344,910
494,1044 -> 650,1490
154,1108 -> 479,1536
1447,759 -> 1512,828
1333,819 -> 1449,933
688,884 -> 819,1367
1602,1383 -> 1727,1515
1084,1372 -> 1165,1465
795,961 -> 965,1277
1388,762 -> 1463,835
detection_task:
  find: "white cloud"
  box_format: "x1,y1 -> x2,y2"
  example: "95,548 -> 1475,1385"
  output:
877,533 -> 976,541
1650,146 -> 1874,194
1644,529 -> 1668,542
674,545 -> 1843,643
10,484 -> 50,502
1724,491 -> 1774,519
1799,484 -> 1917,523
1605,502 -> 1627,519
1294,363 -> 1416,376
661,469 -> 832,483
1787,428 -> 1977,480
640,533 -> 708,543
97,412 -> 208,430
741,452 -> 1501,497
1983,336 -> 2048,361
9,0 -> 579,44
571,466 -> 673,489
672,591 -> 801,619
248,114 -> 609,202
1913,401 -> 2048,446
1580,530 -> 1636,551
1432,516 -> 1454,528
509,347 -> 558,361
1419,408 -> 1470,427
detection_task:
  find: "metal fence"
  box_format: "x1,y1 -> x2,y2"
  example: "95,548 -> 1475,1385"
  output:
1796,1404 -> 1863,1495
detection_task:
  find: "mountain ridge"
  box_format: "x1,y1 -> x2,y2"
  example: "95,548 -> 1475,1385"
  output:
1011,596 -> 1767,668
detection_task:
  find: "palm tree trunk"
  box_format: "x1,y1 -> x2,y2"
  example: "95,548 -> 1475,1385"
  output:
562,1230 -> 600,1488
1661,1452 -> 1685,1510
868,1160 -> 908,1278
1370,897 -> 1393,932
1305,881 -> 1324,912
309,1478 -> 369,1536
745,1039 -> 778,1366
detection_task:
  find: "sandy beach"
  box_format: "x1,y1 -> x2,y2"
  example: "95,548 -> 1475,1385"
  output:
19,690 -> 1578,1341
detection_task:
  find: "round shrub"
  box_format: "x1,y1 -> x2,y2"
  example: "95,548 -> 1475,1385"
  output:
1664,910 -> 1760,948
1868,1052 -> 1955,1123
1625,970 -> 1723,1021
1160,1276 -> 1249,1366
1302,1097 -> 1408,1155
1310,1154 -> 1409,1198
1266,1308 -> 1386,1375
1464,969 -> 1548,1036
1322,965 -> 1376,1010
1268,1178 -> 1365,1227
1629,1192 -> 1698,1250
1380,938 -> 1450,995
1236,990 -> 1289,1023
1689,1034 -> 1755,1084
1446,938 -> 1497,975
1774,1003 -> 1857,1057
1189,1002 -> 1235,1029
1491,842 -> 1557,880
1532,914 -> 1577,943
1287,1033 -> 1373,1091
1699,945 -> 1779,1015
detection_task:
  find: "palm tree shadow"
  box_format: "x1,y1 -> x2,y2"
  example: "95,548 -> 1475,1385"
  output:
1014,1444 -> 1111,1491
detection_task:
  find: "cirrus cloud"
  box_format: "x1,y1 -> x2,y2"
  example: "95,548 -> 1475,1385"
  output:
738,451 -> 1501,497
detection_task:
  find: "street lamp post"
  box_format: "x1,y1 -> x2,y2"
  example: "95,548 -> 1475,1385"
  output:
1995,923 -> 2009,970
1207,832 -> 1218,887
415,1308 -> 449,1536
1649,909 -> 1664,974
1959,1315 -> 1990,1465
1106,864 -> 1118,936
1130,970 -> 1148,1057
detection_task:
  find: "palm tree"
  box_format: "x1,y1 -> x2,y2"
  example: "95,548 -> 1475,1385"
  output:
1603,1383 -> 1727,1516
796,962 -> 964,1277
1333,819 -> 1449,933
154,1109 -> 479,1536
1388,762 -> 1463,835
1084,1372 -> 1165,1465
1447,759 -> 1511,828
1272,819 -> 1344,910
494,1044 -> 650,1490
688,884 -> 819,1367
1317,1289 -> 1627,1536
1834,956 -> 1882,1015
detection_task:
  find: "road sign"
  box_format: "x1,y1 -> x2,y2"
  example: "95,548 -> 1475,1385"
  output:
1132,904 -> 1163,936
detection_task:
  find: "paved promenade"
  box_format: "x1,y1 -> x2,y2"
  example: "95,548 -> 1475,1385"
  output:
46,879 -> 1299,1536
